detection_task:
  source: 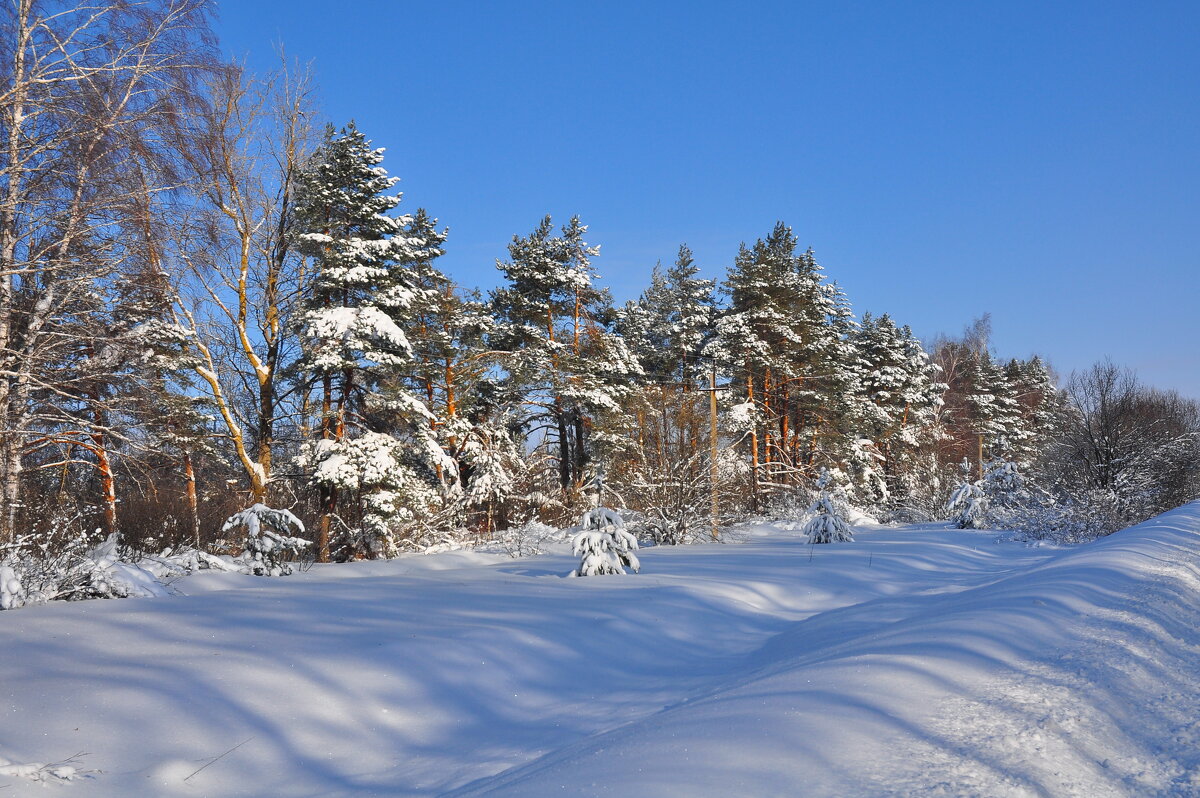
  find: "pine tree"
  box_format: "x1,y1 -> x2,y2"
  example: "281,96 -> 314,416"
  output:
979,458 -> 1035,527
293,122 -> 445,560
707,224 -> 847,505
1010,355 -> 1062,467
847,312 -> 943,505
490,215 -> 640,501
665,244 -> 717,386
569,507 -> 640,576
614,243 -> 716,462
616,262 -> 674,379
802,469 -> 854,543
946,460 -> 988,529
618,244 -> 716,386
964,352 -> 1024,472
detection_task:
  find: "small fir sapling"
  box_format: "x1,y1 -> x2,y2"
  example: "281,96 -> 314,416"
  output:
980,458 -> 1028,522
569,507 -> 641,577
802,469 -> 855,543
945,460 -> 989,529
221,504 -> 309,576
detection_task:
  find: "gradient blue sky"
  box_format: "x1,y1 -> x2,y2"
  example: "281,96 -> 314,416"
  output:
216,1 -> 1199,396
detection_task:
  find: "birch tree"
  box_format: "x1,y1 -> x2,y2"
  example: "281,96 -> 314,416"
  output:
171,59 -> 315,508
0,0 -> 214,541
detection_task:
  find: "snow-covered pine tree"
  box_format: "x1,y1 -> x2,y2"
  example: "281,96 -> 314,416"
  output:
979,457 -> 1036,527
616,262 -> 674,379
1008,355 -> 1063,468
801,469 -> 854,543
293,122 -> 447,560
707,225 -> 849,506
616,244 -> 715,387
963,351 -> 1024,475
569,507 -> 640,576
131,310 -> 217,549
457,412 -> 529,534
611,244 -> 717,532
490,216 -> 640,502
946,460 -> 989,529
390,209 -> 534,535
666,244 -> 717,387
221,504 -> 309,576
847,312 -> 944,508
998,359 -> 1039,466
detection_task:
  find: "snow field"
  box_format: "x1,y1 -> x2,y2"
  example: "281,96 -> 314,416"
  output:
2,503 -> 1200,796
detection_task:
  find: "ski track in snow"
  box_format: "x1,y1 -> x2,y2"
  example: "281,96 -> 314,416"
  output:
2,503 -> 1200,797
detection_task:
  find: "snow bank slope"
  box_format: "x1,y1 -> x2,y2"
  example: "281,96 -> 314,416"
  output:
458,503 -> 1200,797
1,504 -> 1198,797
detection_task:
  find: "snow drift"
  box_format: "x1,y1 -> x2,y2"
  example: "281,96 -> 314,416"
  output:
2,503 -> 1200,796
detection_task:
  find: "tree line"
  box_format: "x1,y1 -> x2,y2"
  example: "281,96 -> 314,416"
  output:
2,1 -> 1196,563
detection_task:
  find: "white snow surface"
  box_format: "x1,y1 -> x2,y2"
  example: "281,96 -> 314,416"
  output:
4,503 -> 1200,796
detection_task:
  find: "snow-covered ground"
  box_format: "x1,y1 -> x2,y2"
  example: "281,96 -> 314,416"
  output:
3,504 -> 1200,797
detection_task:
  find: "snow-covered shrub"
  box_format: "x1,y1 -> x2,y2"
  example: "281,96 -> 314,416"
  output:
221,504 -> 309,576
1,530 -> 179,608
79,535 -> 175,598
0,564 -> 25,610
942,460 -> 1093,540
1041,490 -> 1127,542
1,514 -> 315,612
496,519 -> 563,558
569,507 -> 640,577
801,470 -> 854,544
935,457 -> 1136,544
395,517 -> 474,554
141,546 -> 248,576
625,464 -> 714,545
609,437 -> 750,545
765,486 -> 816,525
1002,488 -> 1128,544
2,530 -> 109,606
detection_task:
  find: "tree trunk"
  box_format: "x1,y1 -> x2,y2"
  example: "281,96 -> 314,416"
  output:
2,424 -> 21,543
0,1 -> 32,544
556,399 -> 571,492
573,413 -> 587,488
183,451 -> 200,548
90,403 -> 118,537
763,367 -> 774,478
747,371 -> 759,511
316,372 -> 334,561
318,486 -> 336,563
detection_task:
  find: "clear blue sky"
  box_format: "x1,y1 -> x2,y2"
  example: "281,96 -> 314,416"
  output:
215,1 -> 1200,397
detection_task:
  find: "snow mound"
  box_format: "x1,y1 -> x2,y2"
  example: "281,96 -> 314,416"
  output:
453,502 -> 1200,796
0,753 -> 78,784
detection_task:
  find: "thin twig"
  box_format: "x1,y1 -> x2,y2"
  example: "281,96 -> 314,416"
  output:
183,737 -> 253,782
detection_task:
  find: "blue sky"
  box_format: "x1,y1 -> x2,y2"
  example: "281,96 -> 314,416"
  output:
216,1 -> 1199,396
